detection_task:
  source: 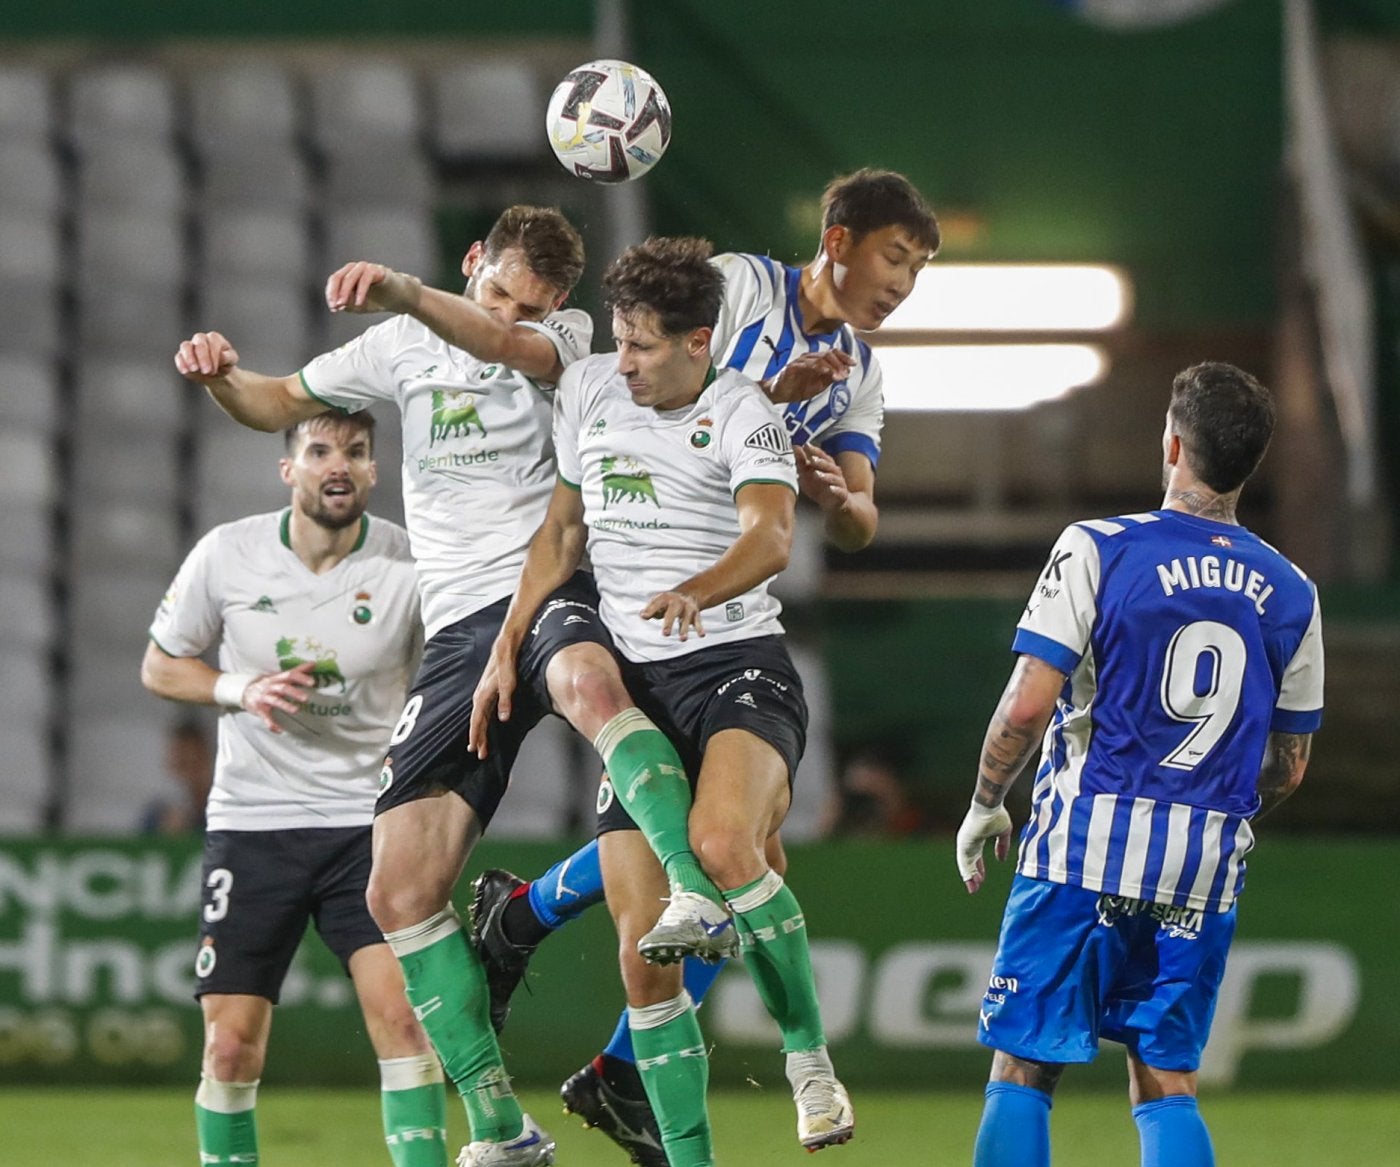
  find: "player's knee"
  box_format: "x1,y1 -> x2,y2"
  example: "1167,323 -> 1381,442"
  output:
989,1049 -> 1064,1094
203,1026 -> 265,1083
616,942 -> 681,1006
552,652 -> 629,730
365,875 -> 441,935
691,822 -> 764,890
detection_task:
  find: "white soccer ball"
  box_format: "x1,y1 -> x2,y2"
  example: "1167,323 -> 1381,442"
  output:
545,59 -> 672,183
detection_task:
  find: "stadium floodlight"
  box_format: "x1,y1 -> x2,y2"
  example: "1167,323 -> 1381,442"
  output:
881,263 -> 1131,332
875,343 -> 1109,411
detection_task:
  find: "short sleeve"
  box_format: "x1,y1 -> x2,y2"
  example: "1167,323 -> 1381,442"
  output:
148,531 -> 223,658
817,342 -> 884,468
298,319 -> 401,413
553,360 -> 587,488
519,306 -> 594,383
722,389 -> 798,497
1274,588 -> 1324,732
1012,524 -> 1103,675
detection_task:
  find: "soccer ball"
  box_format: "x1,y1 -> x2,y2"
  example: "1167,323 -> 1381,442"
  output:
545,59 -> 672,183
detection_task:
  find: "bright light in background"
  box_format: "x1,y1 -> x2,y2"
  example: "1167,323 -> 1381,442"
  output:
876,344 -> 1109,411
881,264 -> 1131,332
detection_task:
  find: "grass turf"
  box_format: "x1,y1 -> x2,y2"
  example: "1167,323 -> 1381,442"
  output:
4,1086 -> 1398,1165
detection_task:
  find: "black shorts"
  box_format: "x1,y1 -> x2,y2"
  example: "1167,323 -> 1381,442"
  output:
597,635 -> 807,834
194,826 -> 382,1002
375,571 -> 612,827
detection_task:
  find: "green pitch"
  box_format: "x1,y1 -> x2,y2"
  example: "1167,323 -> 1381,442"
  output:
5,1086 -> 1398,1165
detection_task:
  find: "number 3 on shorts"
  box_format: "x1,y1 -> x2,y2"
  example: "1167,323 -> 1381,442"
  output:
389,694 -> 423,746
204,867 -> 233,922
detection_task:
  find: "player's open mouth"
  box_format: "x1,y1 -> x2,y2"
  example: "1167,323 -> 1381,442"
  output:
323,482 -> 353,497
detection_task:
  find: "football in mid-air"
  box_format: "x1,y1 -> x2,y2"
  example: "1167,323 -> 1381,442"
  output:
545,59 -> 672,183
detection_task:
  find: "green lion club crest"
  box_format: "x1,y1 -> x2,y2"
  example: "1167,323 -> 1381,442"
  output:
429,389 -> 485,444
276,636 -> 348,692
600,455 -> 660,507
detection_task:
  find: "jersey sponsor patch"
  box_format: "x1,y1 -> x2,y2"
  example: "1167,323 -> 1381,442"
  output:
744,422 -> 789,453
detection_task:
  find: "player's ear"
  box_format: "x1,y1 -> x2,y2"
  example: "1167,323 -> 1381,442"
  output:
687,326 -> 712,358
277,458 -> 294,487
367,459 -> 379,489
822,224 -> 851,264
461,241 -> 485,279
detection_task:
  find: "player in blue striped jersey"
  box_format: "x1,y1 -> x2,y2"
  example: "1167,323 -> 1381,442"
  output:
955,362 -> 1323,1167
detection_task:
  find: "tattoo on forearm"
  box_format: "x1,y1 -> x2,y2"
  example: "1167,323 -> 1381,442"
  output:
975,710 -> 1041,807
1255,733 -> 1310,820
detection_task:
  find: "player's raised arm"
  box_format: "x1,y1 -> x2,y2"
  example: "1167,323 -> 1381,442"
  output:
174,330 -> 323,432
642,480 -> 795,641
955,653 -> 1065,893
325,259 -> 569,384
468,479 -> 590,755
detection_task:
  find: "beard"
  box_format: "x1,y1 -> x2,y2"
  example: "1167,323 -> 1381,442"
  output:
302,485 -> 367,530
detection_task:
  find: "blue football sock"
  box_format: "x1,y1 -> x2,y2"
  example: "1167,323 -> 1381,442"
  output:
602,957 -> 729,1064
527,838 -> 606,928
1133,1096 -> 1214,1167
973,1081 -> 1051,1167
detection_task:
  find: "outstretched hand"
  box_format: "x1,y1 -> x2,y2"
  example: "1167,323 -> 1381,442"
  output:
764,350 -> 855,404
325,262 -> 423,315
174,331 -> 240,383
955,802 -> 1014,894
241,661 -> 318,734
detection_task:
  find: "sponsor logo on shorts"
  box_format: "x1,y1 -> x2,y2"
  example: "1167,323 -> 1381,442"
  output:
195,937 -> 217,979
531,598 -> 597,637
1095,894 -> 1203,937
983,972 -> 1019,1007
596,778 -> 615,814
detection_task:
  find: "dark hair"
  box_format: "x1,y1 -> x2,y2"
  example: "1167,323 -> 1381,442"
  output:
283,409 -> 377,456
1168,362 -> 1275,493
821,168 -> 940,254
602,236 -> 724,336
483,205 -> 585,296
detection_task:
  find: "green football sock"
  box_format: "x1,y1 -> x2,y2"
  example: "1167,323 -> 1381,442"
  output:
724,871 -> 827,1053
384,910 -> 523,1143
630,993 -> 714,1167
380,1054 -> 449,1166
596,709 -> 722,904
194,1076 -> 259,1165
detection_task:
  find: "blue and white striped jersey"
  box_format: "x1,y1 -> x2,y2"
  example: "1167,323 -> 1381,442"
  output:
711,252 -> 884,466
1012,510 -> 1324,912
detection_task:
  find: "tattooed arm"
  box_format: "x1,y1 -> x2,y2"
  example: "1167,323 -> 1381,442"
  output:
1254,731 -> 1312,821
956,654 -> 1067,892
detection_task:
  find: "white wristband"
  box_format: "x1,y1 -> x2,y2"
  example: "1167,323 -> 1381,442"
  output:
213,672 -> 256,711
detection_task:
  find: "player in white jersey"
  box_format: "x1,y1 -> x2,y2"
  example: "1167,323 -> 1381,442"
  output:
954,363 -> 1323,1167
468,238 -> 857,1166
141,411 -> 447,1167
176,206 -> 725,1167
454,170 -> 940,1165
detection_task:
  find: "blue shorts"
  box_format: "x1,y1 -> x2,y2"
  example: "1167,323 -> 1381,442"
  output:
978,874 -> 1236,1072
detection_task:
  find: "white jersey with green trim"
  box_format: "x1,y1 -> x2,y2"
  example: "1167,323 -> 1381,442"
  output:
149,510 -> 422,831
555,355 -> 798,662
299,310 -> 593,638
